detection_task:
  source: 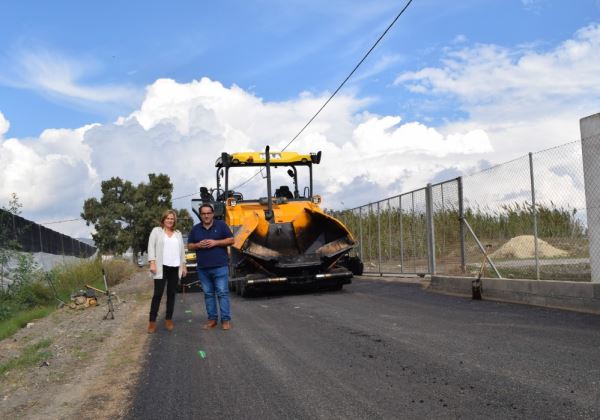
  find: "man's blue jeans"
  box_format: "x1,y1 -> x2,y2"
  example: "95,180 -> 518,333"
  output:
197,265 -> 231,322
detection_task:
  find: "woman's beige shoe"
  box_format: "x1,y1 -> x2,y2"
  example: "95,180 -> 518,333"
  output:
147,321 -> 157,334
165,320 -> 174,331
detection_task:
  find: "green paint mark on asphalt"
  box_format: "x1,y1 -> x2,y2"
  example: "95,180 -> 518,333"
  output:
185,310 -> 192,313
188,319 -> 192,323
198,350 -> 206,359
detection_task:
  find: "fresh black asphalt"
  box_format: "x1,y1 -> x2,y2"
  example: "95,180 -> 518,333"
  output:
127,277 -> 600,419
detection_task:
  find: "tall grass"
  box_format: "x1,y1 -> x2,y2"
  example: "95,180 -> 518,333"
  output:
0,257 -> 137,340
464,202 -> 585,242
332,201 -> 586,264
0,305 -> 54,341
40,257 -> 136,303
48,258 -> 103,302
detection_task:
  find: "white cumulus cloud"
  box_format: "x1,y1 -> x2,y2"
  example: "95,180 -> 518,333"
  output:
3,23 -> 598,236
395,23 -> 600,158
0,111 -> 9,138
0,76 -> 490,236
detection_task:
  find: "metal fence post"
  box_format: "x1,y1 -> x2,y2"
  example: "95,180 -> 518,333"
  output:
457,177 -> 466,273
388,199 -> 392,268
367,203 -> 373,264
399,195 -> 404,273
426,183 -> 436,274
529,152 -> 540,280
440,184 -> 445,271
359,207 -> 364,261
412,193 -> 417,272
377,201 -> 382,275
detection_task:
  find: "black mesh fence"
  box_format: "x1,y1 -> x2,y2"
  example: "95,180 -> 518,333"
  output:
0,209 -> 95,257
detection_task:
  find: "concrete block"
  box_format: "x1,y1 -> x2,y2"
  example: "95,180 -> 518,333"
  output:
533,281 -> 591,298
593,284 -> 600,299
429,275 -> 600,314
581,113 -> 600,283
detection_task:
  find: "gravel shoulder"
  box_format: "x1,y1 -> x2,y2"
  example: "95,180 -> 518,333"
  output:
0,270 -> 153,419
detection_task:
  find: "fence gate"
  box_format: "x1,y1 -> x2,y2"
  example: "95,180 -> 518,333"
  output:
334,178 -> 464,276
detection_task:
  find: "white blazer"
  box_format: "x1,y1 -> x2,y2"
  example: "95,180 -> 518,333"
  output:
147,227 -> 186,280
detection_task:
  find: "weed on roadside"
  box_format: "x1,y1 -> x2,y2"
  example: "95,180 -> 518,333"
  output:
0,338 -> 53,376
0,257 -> 137,341
0,306 -> 54,342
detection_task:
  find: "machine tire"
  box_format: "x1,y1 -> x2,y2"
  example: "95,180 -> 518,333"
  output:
346,256 -> 364,276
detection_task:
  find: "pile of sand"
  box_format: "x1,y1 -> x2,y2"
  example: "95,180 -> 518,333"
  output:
490,235 -> 568,259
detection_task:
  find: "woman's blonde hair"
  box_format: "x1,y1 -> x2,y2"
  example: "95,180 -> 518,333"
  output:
160,209 -> 177,228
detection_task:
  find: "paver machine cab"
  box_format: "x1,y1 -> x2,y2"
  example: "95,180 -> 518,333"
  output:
191,146 -> 363,296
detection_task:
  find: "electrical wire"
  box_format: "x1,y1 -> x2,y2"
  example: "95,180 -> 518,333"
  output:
46,1 -> 415,214
172,191 -> 200,201
40,218 -> 83,225
281,0 -> 414,152
231,0 -> 415,190
40,188 -> 199,223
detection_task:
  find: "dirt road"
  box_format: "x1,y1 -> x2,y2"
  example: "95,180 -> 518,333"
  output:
0,270 -> 153,419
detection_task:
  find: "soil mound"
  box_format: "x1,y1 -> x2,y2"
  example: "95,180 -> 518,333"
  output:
490,235 -> 568,259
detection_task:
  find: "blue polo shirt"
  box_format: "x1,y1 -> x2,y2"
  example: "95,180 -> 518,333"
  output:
188,219 -> 233,268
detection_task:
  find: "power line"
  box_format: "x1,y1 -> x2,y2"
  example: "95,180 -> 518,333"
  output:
281,0 -> 414,152
232,168 -> 264,190
172,191 -> 200,201
40,191 -> 196,224
40,218 -> 83,225
55,1 -> 415,209
231,0 -> 415,190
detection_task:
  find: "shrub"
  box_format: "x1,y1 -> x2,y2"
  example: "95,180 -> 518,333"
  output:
0,295 -> 14,321
14,280 -> 53,308
50,258 -> 103,301
6,254 -> 53,309
102,258 -> 137,287
0,306 -> 54,341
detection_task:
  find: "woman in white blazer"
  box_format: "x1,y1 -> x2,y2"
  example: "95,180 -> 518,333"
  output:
147,209 -> 187,333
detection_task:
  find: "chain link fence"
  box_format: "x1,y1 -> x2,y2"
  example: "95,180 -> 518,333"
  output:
431,179 -> 464,275
332,140 -> 591,281
0,209 -> 96,258
333,179 -> 462,275
463,141 -> 589,281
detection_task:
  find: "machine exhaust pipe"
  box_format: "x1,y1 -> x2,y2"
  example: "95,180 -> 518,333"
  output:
264,145 -> 274,221
315,271 -> 352,280
246,277 -> 288,285
241,270 -> 352,285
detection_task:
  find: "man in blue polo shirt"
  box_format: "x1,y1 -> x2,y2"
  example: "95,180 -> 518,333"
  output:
187,203 -> 235,330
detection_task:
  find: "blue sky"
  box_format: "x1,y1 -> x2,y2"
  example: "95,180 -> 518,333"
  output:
1,0 -> 599,237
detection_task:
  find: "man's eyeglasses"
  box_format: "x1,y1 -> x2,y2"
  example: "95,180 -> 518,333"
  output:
200,212 -> 213,216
